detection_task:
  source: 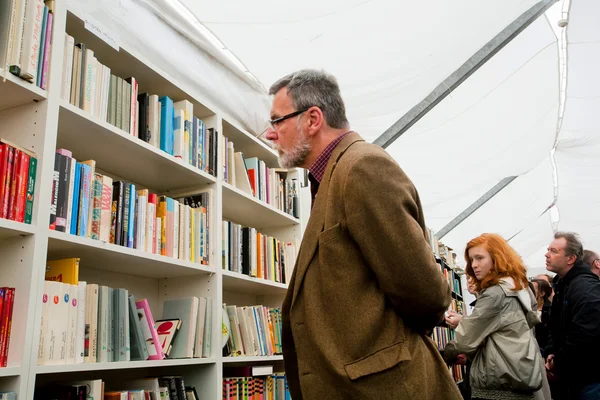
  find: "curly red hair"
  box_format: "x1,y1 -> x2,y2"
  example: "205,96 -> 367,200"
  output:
465,233 -> 529,292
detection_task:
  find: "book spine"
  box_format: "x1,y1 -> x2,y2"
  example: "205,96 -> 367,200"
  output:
40,9 -> 52,89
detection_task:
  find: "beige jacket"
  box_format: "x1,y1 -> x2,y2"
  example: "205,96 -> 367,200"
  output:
446,278 -> 544,399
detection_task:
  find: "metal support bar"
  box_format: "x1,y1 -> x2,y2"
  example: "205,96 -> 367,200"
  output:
436,176 -> 518,239
373,0 -> 558,149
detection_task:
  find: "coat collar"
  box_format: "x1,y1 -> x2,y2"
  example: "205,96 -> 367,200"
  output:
290,132 -> 365,308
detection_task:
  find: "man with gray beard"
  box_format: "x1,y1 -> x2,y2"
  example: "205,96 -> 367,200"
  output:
265,69 -> 460,400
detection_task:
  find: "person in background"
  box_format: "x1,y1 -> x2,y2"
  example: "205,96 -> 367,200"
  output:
530,278 -> 552,354
444,233 -> 544,400
582,249 -> 600,278
535,274 -> 555,302
544,232 -> 600,400
266,69 -> 461,399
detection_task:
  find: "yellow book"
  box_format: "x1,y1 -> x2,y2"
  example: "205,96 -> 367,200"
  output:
45,258 -> 80,285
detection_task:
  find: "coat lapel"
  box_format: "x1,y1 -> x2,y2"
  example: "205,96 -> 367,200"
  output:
290,132 -> 364,308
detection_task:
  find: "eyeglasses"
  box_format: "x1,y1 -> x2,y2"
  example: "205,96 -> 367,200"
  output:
268,108 -> 311,130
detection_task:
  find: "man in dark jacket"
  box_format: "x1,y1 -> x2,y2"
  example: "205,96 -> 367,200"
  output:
544,232 -> 600,400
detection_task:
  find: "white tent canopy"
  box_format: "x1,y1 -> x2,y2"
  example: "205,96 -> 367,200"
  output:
74,0 -> 598,275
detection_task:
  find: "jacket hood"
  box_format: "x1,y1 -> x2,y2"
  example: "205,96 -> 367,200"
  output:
499,277 -> 541,329
561,261 -> 597,283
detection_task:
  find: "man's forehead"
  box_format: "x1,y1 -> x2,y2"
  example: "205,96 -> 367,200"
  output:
271,89 -> 293,114
550,238 -> 566,249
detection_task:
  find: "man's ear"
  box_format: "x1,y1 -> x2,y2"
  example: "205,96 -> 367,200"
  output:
306,106 -> 324,137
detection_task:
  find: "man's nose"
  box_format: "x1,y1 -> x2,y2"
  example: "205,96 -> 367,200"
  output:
265,127 -> 278,141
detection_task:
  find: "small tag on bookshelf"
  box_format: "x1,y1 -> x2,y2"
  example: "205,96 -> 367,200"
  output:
84,18 -> 120,52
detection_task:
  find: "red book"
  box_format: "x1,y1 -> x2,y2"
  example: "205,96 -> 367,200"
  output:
1,288 -> 14,367
0,145 -> 6,213
2,147 -> 14,219
14,152 -> 30,223
6,149 -> 21,221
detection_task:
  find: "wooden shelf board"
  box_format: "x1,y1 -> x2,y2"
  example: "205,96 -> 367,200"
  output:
222,355 -> 283,364
0,218 -> 35,239
47,230 -> 215,279
222,183 -> 299,229
57,102 -> 216,192
222,269 -> 288,296
36,357 -> 216,374
0,69 -> 46,112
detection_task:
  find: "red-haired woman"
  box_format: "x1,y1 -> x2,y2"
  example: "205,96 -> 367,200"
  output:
444,233 -> 545,400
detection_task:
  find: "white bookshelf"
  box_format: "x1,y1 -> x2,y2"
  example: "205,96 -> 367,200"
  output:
0,3 -> 305,399
0,68 -> 47,112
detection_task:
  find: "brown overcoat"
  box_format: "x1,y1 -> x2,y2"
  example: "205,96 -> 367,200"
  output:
282,132 -> 462,399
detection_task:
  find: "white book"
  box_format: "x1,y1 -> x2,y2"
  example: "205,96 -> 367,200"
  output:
18,0 -> 44,81
202,297 -> 212,357
101,66 -> 111,122
178,203 -> 186,261
99,175 -> 113,243
94,60 -> 103,119
173,109 -> 185,159
85,284 -> 99,363
173,100 -> 193,163
173,201 -> 179,259
65,284 -> 78,364
45,281 -> 69,365
75,281 -> 86,364
244,306 -> 260,356
96,286 -> 109,363
61,35 -> 75,101
148,95 -> 160,148
37,282 -> 50,365
146,202 -> 156,253
82,51 -> 96,114
136,193 -> 147,250
194,296 -> 207,357
155,217 -> 161,255
7,0 -> 27,72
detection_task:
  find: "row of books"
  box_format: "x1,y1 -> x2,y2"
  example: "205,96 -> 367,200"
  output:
0,287 -> 14,368
223,374 -> 290,400
224,139 -> 298,218
443,268 -> 463,296
60,37 -> 218,176
0,0 -> 53,89
36,376 -> 198,400
223,221 -> 298,285
49,150 -> 212,264
39,257 -> 212,366
0,139 -> 37,224
223,305 -> 282,358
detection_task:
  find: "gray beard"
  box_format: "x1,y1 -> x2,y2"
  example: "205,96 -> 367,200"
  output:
276,132 -> 311,168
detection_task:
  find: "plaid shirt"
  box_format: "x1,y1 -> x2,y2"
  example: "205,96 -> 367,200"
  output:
308,131 -> 353,204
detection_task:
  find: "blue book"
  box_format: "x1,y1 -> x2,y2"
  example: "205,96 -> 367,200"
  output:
70,163 -> 82,235
78,164 -> 92,237
192,117 -> 198,167
199,120 -> 206,170
36,6 -> 48,87
127,183 -> 135,248
158,96 -> 174,155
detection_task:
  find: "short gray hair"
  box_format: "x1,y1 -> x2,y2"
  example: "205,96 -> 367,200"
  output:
583,249 -> 600,266
554,231 -> 583,263
269,69 -> 349,129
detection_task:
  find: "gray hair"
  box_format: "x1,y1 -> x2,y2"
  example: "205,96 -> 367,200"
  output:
554,231 -> 584,263
269,69 -> 349,129
583,249 -> 600,266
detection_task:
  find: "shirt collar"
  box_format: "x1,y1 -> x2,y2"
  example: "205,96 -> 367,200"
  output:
308,131 -> 352,183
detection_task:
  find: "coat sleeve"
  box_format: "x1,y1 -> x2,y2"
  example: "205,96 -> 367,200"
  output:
343,152 -> 451,331
453,288 -> 503,358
